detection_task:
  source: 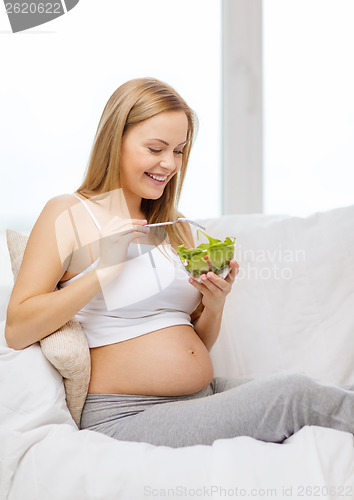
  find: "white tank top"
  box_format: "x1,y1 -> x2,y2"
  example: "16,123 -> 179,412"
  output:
57,194 -> 202,348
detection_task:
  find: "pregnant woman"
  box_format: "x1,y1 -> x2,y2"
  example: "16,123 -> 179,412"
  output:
5,77 -> 354,447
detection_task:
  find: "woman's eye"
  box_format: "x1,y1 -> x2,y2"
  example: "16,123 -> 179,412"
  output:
148,148 -> 183,155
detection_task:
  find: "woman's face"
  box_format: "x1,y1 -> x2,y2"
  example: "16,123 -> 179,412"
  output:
120,110 -> 188,210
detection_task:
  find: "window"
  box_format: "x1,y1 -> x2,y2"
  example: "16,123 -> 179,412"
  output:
263,0 -> 354,216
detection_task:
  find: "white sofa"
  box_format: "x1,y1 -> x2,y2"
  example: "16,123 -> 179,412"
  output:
1,205 -> 354,500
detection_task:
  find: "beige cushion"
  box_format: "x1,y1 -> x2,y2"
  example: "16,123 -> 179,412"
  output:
5,229 -> 90,428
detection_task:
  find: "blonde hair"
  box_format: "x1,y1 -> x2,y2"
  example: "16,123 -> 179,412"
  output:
76,77 -> 198,251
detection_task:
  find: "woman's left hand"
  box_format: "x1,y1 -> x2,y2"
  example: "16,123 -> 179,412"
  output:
189,259 -> 239,313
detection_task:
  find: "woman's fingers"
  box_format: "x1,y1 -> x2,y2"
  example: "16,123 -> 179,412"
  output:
189,259 -> 239,291
225,259 -> 239,283
200,272 -> 230,293
97,217 -> 150,270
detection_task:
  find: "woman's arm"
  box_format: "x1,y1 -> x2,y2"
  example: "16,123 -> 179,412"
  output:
5,267 -> 109,351
192,306 -> 224,352
189,260 -> 239,352
190,299 -> 204,325
4,196 -> 104,350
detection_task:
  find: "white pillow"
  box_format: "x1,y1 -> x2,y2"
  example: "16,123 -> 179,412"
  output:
5,229 -> 90,428
0,320 -> 75,431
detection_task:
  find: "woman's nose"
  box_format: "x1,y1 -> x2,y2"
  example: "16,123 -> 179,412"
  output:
160,152 -> 178,171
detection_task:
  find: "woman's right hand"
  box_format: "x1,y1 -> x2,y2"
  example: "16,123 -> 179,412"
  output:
96,216 -> 150,272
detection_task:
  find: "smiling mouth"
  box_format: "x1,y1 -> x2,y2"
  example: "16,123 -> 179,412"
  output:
144,172 -> 167,184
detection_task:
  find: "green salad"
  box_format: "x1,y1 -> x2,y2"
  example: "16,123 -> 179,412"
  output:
177,230 -> 236,279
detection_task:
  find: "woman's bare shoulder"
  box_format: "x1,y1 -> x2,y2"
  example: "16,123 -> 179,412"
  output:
36,193 -> 87,228
44,193 -> 80,210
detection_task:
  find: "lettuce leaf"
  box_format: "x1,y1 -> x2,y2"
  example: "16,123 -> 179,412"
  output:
177,231 -> 236,278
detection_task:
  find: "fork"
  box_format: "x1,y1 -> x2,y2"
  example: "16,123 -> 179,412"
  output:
145,217 -> 206,230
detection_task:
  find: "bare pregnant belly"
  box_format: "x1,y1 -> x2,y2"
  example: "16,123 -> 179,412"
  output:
88,325 -> 214,396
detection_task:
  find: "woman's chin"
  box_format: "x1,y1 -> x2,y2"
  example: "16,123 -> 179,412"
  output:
143,193 -> 164,200
143,188 -> 165,200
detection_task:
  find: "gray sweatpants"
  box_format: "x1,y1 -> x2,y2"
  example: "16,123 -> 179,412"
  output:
80,372 -> 354,447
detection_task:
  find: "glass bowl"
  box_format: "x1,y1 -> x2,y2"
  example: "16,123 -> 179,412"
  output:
177,236 -> 236,283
